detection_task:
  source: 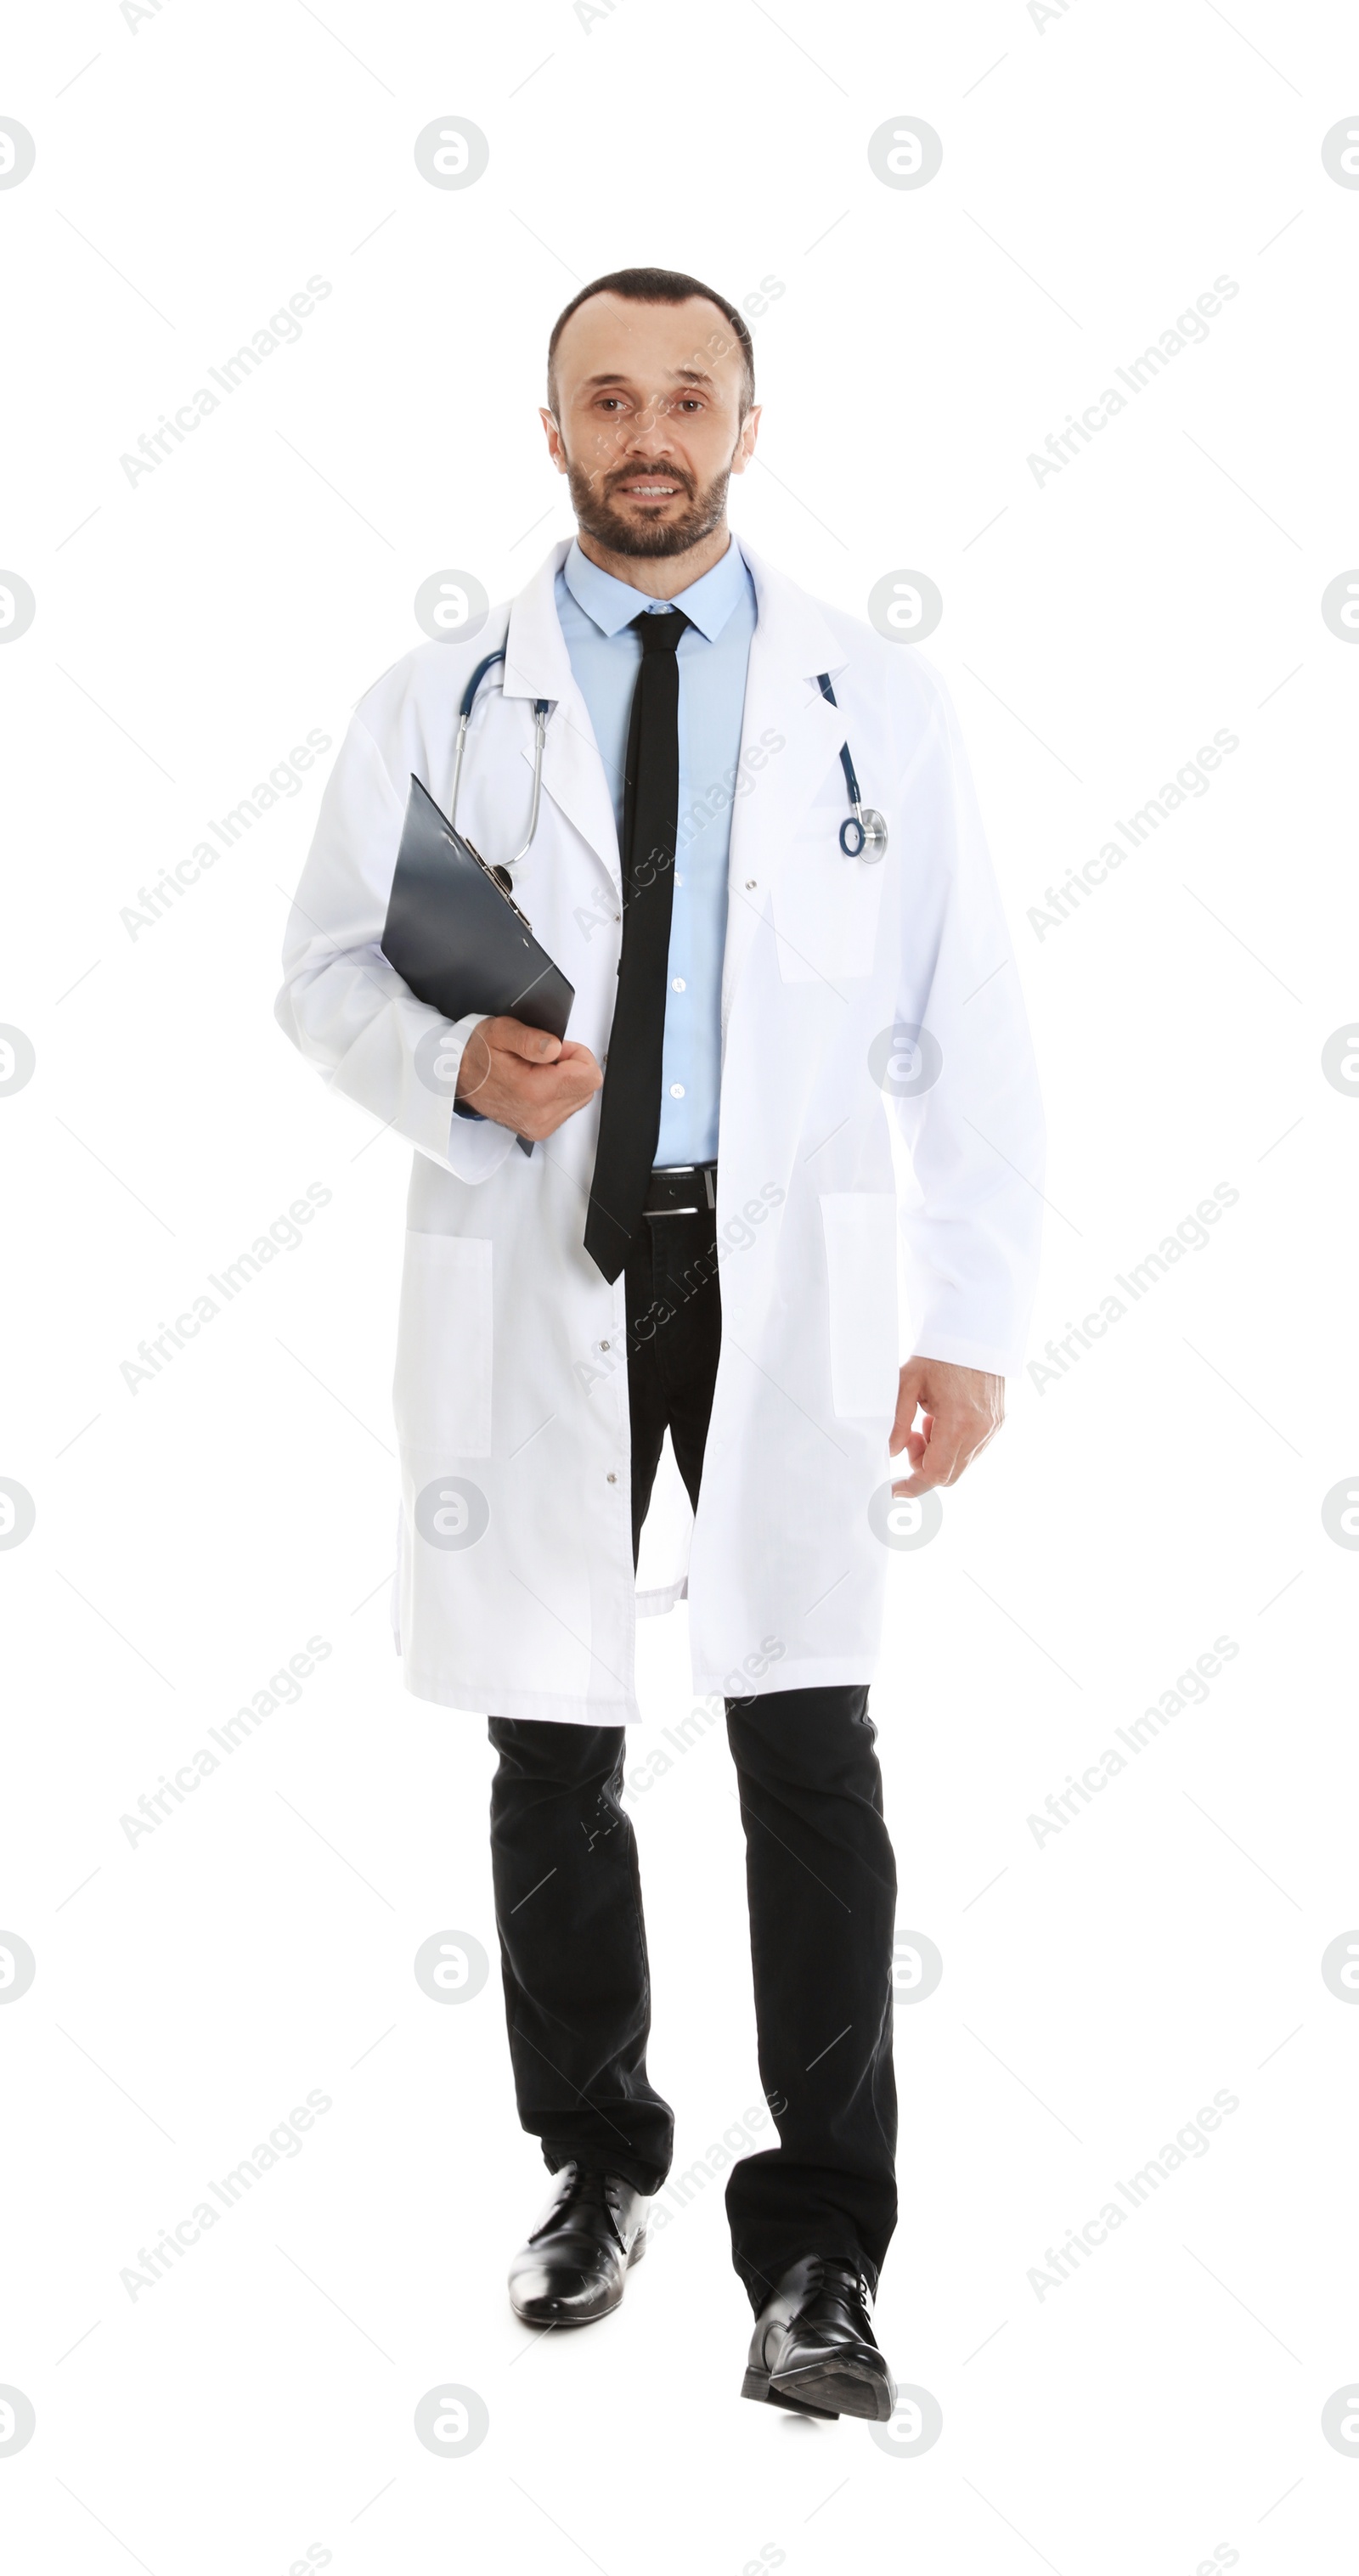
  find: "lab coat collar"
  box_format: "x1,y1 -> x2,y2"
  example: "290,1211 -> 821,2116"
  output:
502,535 -> 850,696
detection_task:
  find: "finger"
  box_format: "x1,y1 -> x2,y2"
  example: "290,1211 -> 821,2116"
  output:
893,1457 -> 961,1496
491,1016 -> 563,1063
517,1060 -> 602,1103
895,1362 -> 927,1421
550,1049 -> 603,1092
902,1415 -> 970,1491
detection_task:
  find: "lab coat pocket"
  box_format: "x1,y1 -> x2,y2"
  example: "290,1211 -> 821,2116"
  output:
819,1193 -> 899,1418
393,1232 -> 493,1459
770,826 -> 887,984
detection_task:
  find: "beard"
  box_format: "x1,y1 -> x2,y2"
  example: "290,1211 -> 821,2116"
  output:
562,447 -> 733,559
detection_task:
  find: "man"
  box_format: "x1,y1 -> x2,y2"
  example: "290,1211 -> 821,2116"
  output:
276,267 -> 1043,2422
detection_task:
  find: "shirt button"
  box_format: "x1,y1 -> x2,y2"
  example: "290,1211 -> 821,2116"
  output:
672,976 -> 685,992
745,878 -> 757,889
669,1082 -> 685,1098
599,1339 -> 611,1352
606,1472 -> 617,1485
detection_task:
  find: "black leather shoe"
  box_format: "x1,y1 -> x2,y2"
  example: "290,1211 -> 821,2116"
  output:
508,2163 -> 649,2326
742,2255 -> 896,2421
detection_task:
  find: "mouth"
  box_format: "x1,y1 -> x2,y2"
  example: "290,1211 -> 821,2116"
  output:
612,477 -> 684,501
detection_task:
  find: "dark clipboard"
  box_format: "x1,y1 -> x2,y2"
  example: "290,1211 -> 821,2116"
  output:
381,774 -> 575,1158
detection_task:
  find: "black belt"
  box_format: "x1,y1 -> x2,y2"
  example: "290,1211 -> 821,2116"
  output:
643,1162 -> 717,1216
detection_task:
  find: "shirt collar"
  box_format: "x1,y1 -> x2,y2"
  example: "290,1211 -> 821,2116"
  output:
561,533 -> 752,643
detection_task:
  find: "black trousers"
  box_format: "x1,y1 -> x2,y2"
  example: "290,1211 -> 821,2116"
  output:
488,1204 -> 899,2307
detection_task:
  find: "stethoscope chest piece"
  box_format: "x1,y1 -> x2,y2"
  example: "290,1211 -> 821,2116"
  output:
839,807 -> 888,861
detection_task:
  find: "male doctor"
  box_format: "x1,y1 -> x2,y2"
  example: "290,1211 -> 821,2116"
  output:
277,267 -> 1043,2423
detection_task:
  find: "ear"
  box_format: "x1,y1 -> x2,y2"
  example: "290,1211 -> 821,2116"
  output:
730,403 -> 762,476
539,408 -> 568,475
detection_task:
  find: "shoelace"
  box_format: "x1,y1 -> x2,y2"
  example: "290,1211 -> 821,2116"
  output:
537,2165 -> 627,2246
559,2167 -> 617,2209
801,2256 -> 873,2319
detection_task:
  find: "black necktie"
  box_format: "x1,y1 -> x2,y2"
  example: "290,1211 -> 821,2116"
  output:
584,608 -> 689,1282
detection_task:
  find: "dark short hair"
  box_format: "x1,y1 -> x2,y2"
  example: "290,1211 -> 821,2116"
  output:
546,266 -> 755,415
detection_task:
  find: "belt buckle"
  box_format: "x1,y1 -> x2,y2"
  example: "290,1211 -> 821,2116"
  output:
646,1162 -> 716,1218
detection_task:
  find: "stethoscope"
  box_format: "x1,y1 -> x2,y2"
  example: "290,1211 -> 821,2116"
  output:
448,649 -> 551,889
445,646 -> 888,882
816,674 -> 888,860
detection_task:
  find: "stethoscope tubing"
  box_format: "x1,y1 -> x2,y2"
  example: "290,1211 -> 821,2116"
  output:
449,650 -> 550,871
815,673 -> 888,860
445,651 -> 887,874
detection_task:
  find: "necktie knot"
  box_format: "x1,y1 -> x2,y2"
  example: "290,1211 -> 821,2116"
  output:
631,607 -> 689,655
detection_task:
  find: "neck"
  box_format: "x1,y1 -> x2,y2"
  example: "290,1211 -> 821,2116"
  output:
573,522 -> 732,599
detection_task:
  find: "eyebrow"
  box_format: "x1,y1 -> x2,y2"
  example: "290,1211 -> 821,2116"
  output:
579,366 -> 716,390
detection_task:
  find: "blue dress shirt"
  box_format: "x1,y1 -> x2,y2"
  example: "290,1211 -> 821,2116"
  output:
555,535 -> 756,1165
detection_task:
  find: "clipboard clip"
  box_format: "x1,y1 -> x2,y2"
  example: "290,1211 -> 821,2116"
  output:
442,824 -> 534,933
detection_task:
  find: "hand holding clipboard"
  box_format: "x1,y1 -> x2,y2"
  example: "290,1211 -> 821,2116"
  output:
381,775 -> 577,1156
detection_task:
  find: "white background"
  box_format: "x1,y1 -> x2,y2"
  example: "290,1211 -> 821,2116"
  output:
2,1 -> 1356,2568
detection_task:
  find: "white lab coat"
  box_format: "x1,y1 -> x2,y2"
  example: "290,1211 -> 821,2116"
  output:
276,541 -> 1043,1724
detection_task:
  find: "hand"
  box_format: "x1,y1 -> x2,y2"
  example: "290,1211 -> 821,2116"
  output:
889,1356 -> 1004,1497
454,1015 -> 603,1141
